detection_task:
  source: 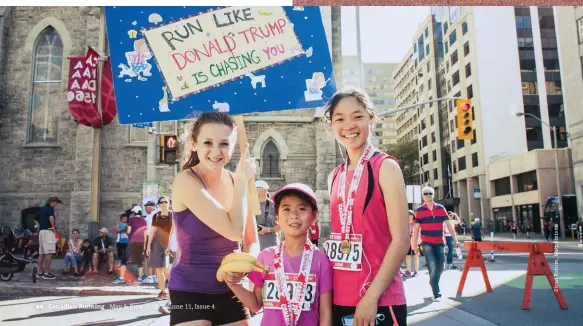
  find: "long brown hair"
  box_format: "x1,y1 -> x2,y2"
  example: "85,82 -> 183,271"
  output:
324,89 -> 377,122
181,112 -> 235,171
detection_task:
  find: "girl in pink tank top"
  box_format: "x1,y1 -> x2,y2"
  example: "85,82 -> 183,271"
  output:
324,90 -> 410,326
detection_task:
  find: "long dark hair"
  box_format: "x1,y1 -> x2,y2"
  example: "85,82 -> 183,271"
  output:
181,112 -> 236,171
324,89 -> 377,122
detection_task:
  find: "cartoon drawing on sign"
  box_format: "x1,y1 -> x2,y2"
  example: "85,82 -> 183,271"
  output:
128,30 -> 138,39
148,13 -> 163,24
245,72 -> 266,89
121,39 -> 152,81
158,87 -> 170,112
118,63 -> 137,79
212,101 -> 230,113
177,76 -> 190,90
305,47 -> 313,58
304,72 -> 330,102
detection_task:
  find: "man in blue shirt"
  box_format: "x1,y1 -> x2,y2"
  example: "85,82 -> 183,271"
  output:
33,196 -> 62,280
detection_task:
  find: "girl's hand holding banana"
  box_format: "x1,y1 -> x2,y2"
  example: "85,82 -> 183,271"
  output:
216,252 -> 269,283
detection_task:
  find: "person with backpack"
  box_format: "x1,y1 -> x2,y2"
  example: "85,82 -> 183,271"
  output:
255,180 -> 279,251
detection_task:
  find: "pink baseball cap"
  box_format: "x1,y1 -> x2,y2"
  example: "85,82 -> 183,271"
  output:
271,183 -> 318,209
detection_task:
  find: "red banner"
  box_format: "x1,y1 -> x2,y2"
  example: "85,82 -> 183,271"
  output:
67,48 -> 101,128
101,57 -> 118,126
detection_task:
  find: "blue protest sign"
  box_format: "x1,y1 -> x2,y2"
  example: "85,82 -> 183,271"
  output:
132,122 -> 153,128
105,6 -> 336,124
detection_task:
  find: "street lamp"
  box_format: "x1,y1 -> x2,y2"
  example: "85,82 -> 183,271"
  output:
516,112 -> 565,238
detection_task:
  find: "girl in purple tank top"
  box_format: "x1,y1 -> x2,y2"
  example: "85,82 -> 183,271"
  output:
168,112 -> 259,326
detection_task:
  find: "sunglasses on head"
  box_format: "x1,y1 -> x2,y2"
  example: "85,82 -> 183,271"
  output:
159,201 -> 168,204
423,193 -> 434,196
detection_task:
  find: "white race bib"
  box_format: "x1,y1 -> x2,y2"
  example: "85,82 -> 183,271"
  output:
323,233 -> 363,271
262,273 -> 316,311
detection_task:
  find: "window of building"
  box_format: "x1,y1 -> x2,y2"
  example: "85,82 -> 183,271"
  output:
472,152 -> 478,167
451,50 -> 459,65
471,129 -> 477,144
426,44 -> 430,56
451,140 -> 456,153
467,85 -> 473,99
450,120 -> 454,132
425,27 -> 429,38
517,37 -> 534,48
28,26 -> 63,144
453,160 -> 457,173
516,15 -> 532,29
449,30 -> 457,46
423,153 -> 429,166
424,171 -> 430,183
578,18 -> 583,44
427,62 -> 431,72
516,170 -> 538,192
458,156 -> 466,171
419,156 -> 424,165
428,78 -> 432,90
545,81 -> 562,95
464,41 -> 470,56
452,71 -> 460,86
548,103 -> 564,118
433,150 -> 437,162
430,114 -> 434,126
457,139 -> 464,150
444,21 -> 449,34
493,177 -> 511,196
422,135 -> 428,147
462,21 -> 468,34
421,118 -> 426,131
522,81 -> 538,95
434,168 -> 439,180
261,139 -> 281,178
431,131 -> 436,143
445,41 -> 449,54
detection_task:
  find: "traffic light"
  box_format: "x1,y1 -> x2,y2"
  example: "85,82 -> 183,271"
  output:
456,99 -> 474,140
160,135 -> 178,164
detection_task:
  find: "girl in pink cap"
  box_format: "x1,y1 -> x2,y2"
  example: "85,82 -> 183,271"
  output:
226,183 -> 333,326
325,89 -> 410,325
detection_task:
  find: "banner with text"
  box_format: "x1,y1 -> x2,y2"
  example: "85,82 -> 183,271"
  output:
105,6 -> 336,124
66,49 -> 102,128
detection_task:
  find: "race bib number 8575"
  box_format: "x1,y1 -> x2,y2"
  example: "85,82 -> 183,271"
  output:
323,233 -> 363,271
262,273 -> 316,311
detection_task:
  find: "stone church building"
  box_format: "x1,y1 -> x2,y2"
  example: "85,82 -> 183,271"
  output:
0,7 -> 343,240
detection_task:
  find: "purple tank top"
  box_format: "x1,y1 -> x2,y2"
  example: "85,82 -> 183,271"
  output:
169,170 -> 239,294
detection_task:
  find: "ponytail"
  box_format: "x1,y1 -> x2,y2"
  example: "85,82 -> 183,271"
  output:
182,150 -> 200,171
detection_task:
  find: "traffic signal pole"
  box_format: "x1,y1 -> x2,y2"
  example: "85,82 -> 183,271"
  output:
377,97 -> 464,118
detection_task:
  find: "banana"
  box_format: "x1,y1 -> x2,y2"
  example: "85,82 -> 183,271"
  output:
216,260 -> 267,282
221,252 -> 269,271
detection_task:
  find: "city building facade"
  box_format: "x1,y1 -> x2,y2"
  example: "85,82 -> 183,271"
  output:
0,6 -> 341,240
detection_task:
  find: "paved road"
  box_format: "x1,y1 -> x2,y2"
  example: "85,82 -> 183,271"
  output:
1,248 -> 582,326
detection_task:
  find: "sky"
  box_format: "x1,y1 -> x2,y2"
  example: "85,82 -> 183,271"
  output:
341,6 -> 430,64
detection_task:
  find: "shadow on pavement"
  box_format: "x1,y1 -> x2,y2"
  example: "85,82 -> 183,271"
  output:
2,297 -> 158,322
451,278 -> 583,326
70,314 -> 162,326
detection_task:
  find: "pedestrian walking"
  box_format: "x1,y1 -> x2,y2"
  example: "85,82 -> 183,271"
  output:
444,212 -> 460,270
168,112 -> 258,326
472,218 -> 483,242
413,186 -> 460,300
325,89 -> 409,325
511,221 -> 518,240
126,206 -> 147,282
255,180 -> 279,251
146,197 -> 173,301
113,213 -> 129,284
403,210 -> 419,277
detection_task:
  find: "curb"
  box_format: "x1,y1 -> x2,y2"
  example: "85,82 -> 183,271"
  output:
0,284 -> 159,297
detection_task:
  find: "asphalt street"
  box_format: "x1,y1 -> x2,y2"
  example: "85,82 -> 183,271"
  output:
1,248 -> 581,326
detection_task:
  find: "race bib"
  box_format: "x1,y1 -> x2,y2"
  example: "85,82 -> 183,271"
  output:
262,273 -> 317,311
323,233 -> 363,271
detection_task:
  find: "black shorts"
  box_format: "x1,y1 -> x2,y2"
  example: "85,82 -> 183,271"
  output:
127,242 -> 144,266
407,246 -> 418,256
169,289 -> 250,326
116,243 -> 128,265
334,304 -> 407,326
310,239 -> 319,247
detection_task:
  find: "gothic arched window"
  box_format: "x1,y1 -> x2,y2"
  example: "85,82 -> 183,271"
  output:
261,139 -> 280,178
29,26 -> 63,144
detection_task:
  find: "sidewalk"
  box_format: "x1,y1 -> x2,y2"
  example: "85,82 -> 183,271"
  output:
0,258 -> 159,297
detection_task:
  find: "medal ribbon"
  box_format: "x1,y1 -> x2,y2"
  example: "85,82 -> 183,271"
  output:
273,239 -> 314,326
337,142 -> 376,241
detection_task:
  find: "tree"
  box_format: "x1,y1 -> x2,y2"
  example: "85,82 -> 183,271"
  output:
381,139 -> 420,185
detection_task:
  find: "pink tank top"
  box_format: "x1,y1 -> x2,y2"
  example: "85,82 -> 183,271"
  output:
329,152 -> 406,307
